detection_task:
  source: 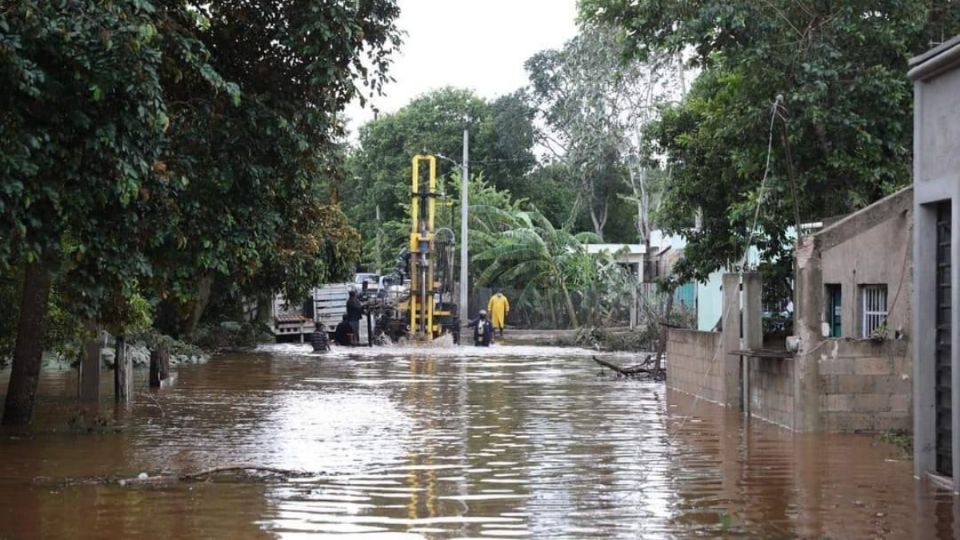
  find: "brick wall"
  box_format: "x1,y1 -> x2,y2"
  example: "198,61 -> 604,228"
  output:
666,329 -> 725,404
818,339 -> 912,432
747,359 -> 796,429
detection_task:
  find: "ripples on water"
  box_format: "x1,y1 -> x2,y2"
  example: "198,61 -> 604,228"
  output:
0,342 -> 956,539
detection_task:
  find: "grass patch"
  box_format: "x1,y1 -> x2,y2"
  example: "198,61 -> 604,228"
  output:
877,429 -> 912,455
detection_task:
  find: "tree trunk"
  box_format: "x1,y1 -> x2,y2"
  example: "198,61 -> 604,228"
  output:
79,327 -> 101,404
546,292 -> 558,329
183,274 -> 214,340
589,201 -> 608,241
2,262 -> 52,426
149,344 -> 169,388
560,280 -> 579,328
256,294 -> 272,325
114,335 -> 131,402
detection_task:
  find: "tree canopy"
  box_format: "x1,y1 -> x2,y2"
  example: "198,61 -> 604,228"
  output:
343,87 -> 538,267
0,0 -> 401,424
581,0 -> 960,281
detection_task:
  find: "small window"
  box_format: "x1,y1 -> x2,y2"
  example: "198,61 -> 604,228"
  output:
825,284 -> 842,337
860,285 -> 887,338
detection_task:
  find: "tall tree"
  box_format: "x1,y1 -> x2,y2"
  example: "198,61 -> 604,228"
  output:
0,0 -> 198,424
0,0 -> 401,424
524,26 -> 685,242
581,0 -> 960,281
150,0 -> 400,337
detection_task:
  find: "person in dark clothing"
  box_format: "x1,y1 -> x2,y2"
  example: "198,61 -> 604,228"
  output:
310,321 -> 329,353
346,290 -> 364,335
334,314 -> 356,346
469,309 -> 493,347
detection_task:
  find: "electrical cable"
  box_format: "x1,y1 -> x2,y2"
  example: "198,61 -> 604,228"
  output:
741,95 -> 784,270
664,95 -> 787,444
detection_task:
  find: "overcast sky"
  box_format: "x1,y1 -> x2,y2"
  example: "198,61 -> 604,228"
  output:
343,0 -> 579,137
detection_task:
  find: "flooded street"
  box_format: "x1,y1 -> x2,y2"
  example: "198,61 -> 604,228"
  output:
0,344 -> 957,539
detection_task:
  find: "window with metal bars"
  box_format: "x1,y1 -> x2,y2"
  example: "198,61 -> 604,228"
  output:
860,285 -> 887,338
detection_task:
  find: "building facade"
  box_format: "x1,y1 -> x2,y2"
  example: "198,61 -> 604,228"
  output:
665,188 -> 914,433
909,36 -> 960,490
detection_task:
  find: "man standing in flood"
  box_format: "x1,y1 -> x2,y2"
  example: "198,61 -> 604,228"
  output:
487,289 -> 509,337
346,290 -> 363,336
334,314 -> 356,346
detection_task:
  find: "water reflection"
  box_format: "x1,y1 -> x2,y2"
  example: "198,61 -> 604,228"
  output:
0,343 -> 956,538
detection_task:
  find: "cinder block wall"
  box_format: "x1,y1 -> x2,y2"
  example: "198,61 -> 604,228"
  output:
748,359 -> 796,429
666,325 -> 911,433
666,329 -> 724,404
818,339 -> 912,432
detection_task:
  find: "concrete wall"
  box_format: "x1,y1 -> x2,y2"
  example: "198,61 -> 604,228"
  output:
818,339 -> 912,432
909,35 -> 960,485
668,260 -> 913,434
666,329 -> 725,404
820,205 -> 912,340
747,359 -> 796,429
916,57 -> 960,183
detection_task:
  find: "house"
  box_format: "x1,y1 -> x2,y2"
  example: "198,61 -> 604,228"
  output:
792,187 -> 913,432
909,36 -> 959,490
582,243 -> 646,280
665,187 -> 914,433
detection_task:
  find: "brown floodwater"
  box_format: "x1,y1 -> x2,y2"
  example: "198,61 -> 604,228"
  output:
0,343 -> 957,539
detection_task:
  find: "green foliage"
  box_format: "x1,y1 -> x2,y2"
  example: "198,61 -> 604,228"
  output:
148,2 -> 399,333
582,0 -> 960,282
344,87 -> 538,268
0,0 -> 179,322
510,163 -> 580,229
472,204 -> 637,328
878,429 -> 912,454
193,320 -> 274,351
0,269 -> 90,364
525,24 -> 677,242
131,327 -> 203,359
0,272 -> 18,364
0,1 -> 400,362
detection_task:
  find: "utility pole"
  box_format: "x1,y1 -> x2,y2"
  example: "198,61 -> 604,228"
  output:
375,204 -> 382,272
460,129 -> 469,335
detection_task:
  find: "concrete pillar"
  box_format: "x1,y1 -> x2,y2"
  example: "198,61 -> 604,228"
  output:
721,274 -> 742,408
914,203 -> 938,478
742,273 -> 763,414
114,336 -> 132,402
742,273 -> 763,349
794,237 -> 823,432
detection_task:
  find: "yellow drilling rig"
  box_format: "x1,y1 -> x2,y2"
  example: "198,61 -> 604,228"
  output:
407,153 -> 460,342
366,154 -> 459,343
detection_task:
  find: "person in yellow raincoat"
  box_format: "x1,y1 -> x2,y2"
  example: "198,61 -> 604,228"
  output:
487,289 -> 510,337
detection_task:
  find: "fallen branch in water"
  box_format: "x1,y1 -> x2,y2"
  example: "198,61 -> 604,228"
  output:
33,466 -> 313,488
178,466 -> 310,482
592,355 -> 664,380
143,392 -> 165,418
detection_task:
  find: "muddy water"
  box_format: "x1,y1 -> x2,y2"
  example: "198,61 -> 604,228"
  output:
0,344 -> 956,539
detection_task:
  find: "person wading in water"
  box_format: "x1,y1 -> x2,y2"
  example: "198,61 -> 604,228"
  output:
310,321 -> 330,353
470,310 -> 493,347
487,289 -> 510,338
334,314 -> 356,346
346,290 -> 363,336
